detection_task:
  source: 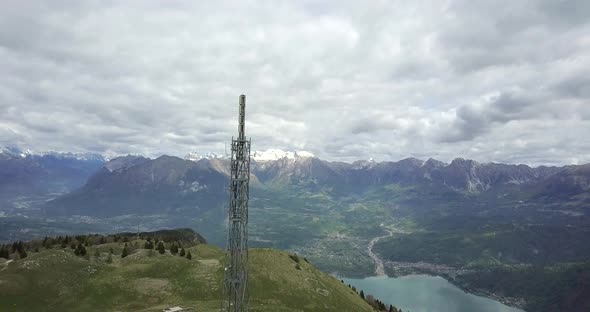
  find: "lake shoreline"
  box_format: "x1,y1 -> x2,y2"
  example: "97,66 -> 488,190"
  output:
364,228 -> 527,311
382,266 -> 528,311
459,284 -> 527,312
343,274 -> 526,312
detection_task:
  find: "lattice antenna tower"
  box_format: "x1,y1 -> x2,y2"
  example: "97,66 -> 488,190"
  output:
222,94 -> 251,312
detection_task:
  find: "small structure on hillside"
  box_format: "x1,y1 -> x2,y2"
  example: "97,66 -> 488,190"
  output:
162,306 -> 194,312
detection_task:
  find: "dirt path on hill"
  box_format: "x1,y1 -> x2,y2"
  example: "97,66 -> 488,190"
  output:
0,259 -> 13,272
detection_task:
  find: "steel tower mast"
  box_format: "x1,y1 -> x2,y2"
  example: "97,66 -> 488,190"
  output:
222,94 -> 251,312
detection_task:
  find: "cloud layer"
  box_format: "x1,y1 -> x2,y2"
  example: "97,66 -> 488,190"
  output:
1,0 -> 589,165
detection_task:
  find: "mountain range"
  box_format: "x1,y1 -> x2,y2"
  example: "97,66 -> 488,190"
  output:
2,146 -> 589,312
2,146 -> 588,219
35,151 -> 588,218
0,147 -> 105,203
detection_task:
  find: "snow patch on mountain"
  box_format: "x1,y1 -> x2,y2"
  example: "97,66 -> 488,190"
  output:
0,146 -> 32,158
352,158 -> 377,170
251,149 -> 315,162
41,151 -> 105,161
0,146 -> 104,161
184,149 -> 315,162
184,152 -> 226,162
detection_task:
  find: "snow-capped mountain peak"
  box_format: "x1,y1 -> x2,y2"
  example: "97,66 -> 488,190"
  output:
251,149 -> 315,162
352,158 -> 377,170
184,152 -> 226,162
41,151 -> 105,161
0,146 -> 104,161
0,146 -> 33,158
184,149 -> 315,162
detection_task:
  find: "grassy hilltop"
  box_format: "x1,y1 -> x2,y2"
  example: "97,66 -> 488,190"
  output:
0,230 -> 376,312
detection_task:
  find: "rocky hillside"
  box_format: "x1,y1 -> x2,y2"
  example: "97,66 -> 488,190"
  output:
46,155 -> 227,216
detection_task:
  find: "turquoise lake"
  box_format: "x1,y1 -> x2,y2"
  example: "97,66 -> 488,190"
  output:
343,275 -> 525,312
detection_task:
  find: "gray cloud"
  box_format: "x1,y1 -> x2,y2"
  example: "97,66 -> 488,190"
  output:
0,0 -> 589,165
439,91 -> 537,143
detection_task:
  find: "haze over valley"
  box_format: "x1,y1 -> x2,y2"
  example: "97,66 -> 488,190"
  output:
1,1 -> 590,311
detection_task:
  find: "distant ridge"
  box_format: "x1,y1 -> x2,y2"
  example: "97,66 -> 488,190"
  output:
41,152 -> 590,219
3,144 -> 586,168
184,148 -> 315,162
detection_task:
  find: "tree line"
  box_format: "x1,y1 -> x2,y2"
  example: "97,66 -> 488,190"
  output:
140,237 -> 192,260
0,229 -> 202,261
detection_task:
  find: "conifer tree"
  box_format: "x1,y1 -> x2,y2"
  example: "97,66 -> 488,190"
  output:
144,240 -> 154,249
75,243 -> 87,257
0,246 -> 8,259
144,237 -> 153,249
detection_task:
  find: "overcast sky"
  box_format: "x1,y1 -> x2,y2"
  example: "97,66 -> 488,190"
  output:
1,1 -> 589,165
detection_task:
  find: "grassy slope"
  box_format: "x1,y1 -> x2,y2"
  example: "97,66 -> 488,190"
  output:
0,243 -> 373,312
